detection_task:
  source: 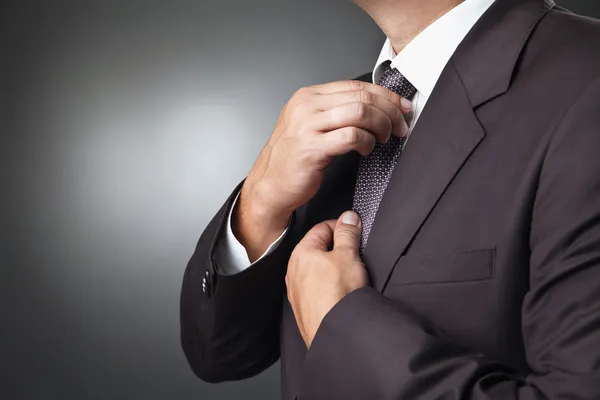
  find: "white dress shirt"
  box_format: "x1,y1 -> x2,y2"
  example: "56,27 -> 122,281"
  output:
215,0 -> 496,275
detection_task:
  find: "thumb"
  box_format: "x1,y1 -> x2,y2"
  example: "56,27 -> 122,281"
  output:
333,211 -> 362,253
298,220 -> 336,251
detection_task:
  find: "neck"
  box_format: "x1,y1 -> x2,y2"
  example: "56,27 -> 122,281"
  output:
353,0 -> 465,53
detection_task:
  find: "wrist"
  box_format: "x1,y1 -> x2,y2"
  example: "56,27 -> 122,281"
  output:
242,178 -> 292,229
233,180 -> 292,262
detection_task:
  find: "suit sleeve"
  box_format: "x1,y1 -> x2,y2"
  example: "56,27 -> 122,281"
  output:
214,190 -> 292,275
180,180 -> 297,383
298,81 -> 600,399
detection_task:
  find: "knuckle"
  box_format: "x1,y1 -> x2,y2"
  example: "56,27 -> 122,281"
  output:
290,91 -> 302,104
298,145 -> 320,164
295,86 -> 310,96
380,87 -> 395,103
289,249 -> 301,265
336,228 -> 358,240
290,88 -> 317,116
359,135 -> 376,156
348,79 -> 364,91
291,87 -> 310,104
343,127 -> 362,146
293,100 -> 310,115
357,90 -> 374,106
309,144 -> 329,165
353,101 -> 368,120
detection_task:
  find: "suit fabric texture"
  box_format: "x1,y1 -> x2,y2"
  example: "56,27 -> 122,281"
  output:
181,0 -> 600,398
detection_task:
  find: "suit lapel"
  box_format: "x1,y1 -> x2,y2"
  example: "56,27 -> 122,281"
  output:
363,62 -> 484,291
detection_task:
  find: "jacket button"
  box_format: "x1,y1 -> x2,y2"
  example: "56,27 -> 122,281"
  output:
202,271 -> 211,294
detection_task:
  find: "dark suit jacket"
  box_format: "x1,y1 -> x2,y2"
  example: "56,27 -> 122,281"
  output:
180,0 -> 600,398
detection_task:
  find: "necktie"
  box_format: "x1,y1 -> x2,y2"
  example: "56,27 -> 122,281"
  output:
352,61 -> 417,252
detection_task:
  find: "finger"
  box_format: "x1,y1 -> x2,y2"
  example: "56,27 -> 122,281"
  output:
333,211 -> 362,254
318,126 -> 376,157
310,80 -> 412,114
297,219 -> 337,251
311,101 -> 393,144
312,90 -> 409,138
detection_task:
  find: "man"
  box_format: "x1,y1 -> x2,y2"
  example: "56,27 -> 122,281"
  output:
180,0 -> 600,398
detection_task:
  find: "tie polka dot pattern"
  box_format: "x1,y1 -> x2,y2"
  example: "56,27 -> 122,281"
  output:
352,60 -> 417,253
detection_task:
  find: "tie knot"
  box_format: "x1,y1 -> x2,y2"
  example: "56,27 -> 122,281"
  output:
377,60 -> 417,101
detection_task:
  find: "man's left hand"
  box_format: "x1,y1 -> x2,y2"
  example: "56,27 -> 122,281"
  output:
286,211 -> 369,348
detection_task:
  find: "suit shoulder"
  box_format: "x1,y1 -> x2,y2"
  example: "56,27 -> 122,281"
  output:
517,7 -> 600,88
537,8 -> 600,62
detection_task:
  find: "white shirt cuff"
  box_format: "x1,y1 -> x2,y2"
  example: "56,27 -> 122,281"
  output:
214,190 -> 291,275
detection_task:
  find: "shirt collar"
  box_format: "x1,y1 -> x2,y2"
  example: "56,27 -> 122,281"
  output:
372,0 -> 496,99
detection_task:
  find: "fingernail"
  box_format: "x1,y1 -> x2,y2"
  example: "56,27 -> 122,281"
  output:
341,211 -> 359,226
400,97 -> 412,110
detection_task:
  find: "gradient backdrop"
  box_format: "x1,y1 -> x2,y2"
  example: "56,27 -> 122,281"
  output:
2,1 -> 599,399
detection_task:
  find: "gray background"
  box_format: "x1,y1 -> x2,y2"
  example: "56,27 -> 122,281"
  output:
2,1 -> 599,399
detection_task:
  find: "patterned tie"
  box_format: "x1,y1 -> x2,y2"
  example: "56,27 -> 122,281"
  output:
352,60 -> 417,252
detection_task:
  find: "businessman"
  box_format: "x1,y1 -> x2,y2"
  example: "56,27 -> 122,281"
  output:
181,0 -> 600,398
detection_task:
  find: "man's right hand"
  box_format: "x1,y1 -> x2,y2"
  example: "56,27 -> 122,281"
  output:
233,79 -> 412,262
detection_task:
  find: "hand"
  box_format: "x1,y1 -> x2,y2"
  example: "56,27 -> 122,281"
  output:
235,80 -> 412,261
286,211 -> 369,348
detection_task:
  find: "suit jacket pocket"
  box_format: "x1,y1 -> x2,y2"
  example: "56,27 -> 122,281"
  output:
387,247 -> 495,286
